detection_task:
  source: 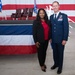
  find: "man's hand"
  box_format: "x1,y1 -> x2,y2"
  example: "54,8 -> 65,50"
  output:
62,40 -> 67,45
50,39 -> 52,43
35,42 -> 40,48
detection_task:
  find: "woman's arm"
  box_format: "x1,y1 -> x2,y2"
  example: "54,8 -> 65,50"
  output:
33,20 -> 38,43
33,20 -> 40,48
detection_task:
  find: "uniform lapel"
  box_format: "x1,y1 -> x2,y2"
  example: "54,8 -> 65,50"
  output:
56,12 -> 61,21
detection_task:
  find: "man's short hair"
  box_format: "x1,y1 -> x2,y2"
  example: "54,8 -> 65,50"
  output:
52,1 -> 59,5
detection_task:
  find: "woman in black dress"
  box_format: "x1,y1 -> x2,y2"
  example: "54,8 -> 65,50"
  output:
33,8 -> 51,72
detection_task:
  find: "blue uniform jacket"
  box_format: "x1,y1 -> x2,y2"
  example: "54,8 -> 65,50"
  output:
50,12 -> 69,43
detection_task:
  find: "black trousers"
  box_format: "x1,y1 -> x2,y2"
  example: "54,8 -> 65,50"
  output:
37,40 -> 48,66
52,42 -> 65,69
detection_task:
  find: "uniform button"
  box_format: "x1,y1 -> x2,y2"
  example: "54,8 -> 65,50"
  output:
54,24 -> 56,25
54,27 -> 56,29
54,31 -> 56,32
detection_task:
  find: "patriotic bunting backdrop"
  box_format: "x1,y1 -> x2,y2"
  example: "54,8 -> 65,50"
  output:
0,0 -> 75,22
0,25 -> 37,55
0,0 -> 75,55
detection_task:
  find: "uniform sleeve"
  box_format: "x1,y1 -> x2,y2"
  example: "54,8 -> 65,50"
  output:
63,14 -> 69,41
32,20 -> 37,43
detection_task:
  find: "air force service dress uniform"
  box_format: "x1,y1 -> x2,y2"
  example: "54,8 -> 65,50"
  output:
50,12 -> 69,70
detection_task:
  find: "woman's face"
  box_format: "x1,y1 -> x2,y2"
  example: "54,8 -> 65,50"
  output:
39,10 -> 45,19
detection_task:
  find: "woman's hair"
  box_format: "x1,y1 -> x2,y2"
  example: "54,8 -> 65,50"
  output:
36,8 -> 48,23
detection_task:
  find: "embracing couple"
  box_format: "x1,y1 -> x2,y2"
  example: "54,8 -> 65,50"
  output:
33,1 -> 69,74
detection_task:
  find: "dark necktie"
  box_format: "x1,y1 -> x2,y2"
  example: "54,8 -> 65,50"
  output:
55,14 -> 57,19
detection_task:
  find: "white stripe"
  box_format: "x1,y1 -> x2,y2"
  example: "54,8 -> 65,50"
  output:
2,0 -> 75,5
0,35 -> 35,45
0,10 -> 16,17
60,10 -> 75,16
68,18 -> 75,23
51,10 -> 75,16
0,10 -> 75,17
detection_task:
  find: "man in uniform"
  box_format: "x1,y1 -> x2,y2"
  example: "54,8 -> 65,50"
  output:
50,1 -> 69,74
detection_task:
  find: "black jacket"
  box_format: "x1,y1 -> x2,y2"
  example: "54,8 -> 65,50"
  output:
33,20 -> 51,43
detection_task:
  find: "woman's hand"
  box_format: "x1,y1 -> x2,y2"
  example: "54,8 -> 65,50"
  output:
35,42 -> 40,48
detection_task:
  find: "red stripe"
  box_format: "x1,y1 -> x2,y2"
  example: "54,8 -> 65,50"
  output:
0,45 -> 37,55
2,4 -> 75,10
69,17 -> 75,22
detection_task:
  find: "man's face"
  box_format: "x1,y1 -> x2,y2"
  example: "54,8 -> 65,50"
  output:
52,3 -> 60,13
